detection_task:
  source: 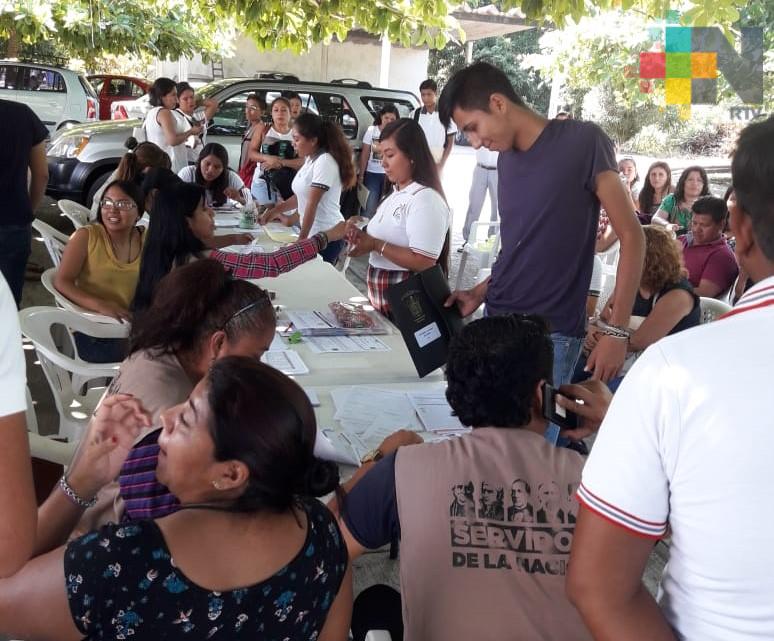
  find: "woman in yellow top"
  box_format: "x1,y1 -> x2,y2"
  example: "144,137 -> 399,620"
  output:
55,180 -> 145,361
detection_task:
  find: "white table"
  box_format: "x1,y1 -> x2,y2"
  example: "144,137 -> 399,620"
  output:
252,260 -> 444,386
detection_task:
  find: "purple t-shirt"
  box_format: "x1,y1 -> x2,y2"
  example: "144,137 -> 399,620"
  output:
486,120 -> 617,337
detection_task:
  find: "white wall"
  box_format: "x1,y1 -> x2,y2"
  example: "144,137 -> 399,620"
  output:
157,35 -> 427,95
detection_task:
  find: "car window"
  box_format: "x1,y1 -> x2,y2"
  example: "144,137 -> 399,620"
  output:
0,65 -> 18,90
131,82 -> 146,97
20,67 -> 66,93
360,96 -> 416,119
109,78 -> 135,97
79,76 -> 99,100
90,77 -> 105,94
310,92 -> 359,139
209,90 -> 255,136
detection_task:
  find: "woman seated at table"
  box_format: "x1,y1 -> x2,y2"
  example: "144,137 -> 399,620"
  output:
358,103 -> 400,217
651,165 -> 709,232
55,180 -> 146,360
0,357 -> 351,641
577,225 -> 700,391
90,139 -> 171,217
345,118 -> 450,315
249,97 -> 302,204
178,142 -> 248,207
637,160 -> 673,219
131,181 -> 346,311
52,259 -> 277,531
261,113 -> 356,264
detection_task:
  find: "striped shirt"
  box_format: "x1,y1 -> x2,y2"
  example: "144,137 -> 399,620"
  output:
119,429 -> 179,520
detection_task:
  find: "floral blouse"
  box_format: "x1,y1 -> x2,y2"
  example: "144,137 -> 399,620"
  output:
64,499 -> 347,640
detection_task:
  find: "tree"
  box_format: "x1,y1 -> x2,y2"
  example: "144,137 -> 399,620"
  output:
1,0 -> 760,63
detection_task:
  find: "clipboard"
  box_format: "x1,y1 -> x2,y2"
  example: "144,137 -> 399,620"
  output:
385,265 -> 464,377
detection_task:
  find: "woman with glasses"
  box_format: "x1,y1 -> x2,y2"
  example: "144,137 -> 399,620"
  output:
2,357 -> 351,641
238,93 -> 267,182
55,180 -> 146,360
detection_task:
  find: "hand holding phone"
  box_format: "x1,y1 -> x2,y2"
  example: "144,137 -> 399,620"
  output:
541,382 -> 579,430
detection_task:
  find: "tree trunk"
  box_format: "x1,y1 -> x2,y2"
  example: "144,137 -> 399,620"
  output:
6,29 -> 19,58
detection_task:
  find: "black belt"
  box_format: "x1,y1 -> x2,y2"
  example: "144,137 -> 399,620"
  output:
477,164 -> 497,170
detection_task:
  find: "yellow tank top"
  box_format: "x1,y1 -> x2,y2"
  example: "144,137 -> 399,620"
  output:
77,224 -> 144,309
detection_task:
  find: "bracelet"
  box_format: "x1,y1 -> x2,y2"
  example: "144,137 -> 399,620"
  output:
380,240 -> 388,256
316,231 -> 329,250
59,475 -> 97,509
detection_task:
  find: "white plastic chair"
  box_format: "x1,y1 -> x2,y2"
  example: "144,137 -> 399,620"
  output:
455,221 -> 501,290
58,199 -> 91,228
365,632 -> 392,641
32,219 -> 69,268
699,297 -> 732,324
40,268 -> 125,325
19,307 -> 127,442
594,240 -> 620,314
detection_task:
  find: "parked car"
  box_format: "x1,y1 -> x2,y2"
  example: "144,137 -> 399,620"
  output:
46,77 -> 419,205
110,79 -> 211,120
0,59 -> 98,132
87,74 -> 149,120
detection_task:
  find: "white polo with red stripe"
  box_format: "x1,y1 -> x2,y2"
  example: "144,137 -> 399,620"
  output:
579,275 -> 774,640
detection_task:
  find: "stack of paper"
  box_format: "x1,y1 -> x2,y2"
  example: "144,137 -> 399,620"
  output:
408,390 -> 467,434
286,310 -> 390,337
260,337 -> 308,375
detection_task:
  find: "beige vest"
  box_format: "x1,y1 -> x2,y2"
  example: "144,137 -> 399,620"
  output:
394,428 -> 592,641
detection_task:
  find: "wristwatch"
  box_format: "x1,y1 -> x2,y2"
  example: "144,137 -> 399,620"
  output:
360,448 -> 384,464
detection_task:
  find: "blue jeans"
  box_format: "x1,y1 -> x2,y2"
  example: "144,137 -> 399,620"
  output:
362,172 -> 386,218
0,224 -> 32,307
320,239 -> 344,265
551,333 -> 583,388
73,333 -> 128,364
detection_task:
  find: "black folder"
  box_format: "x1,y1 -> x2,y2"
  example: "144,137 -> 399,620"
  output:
385,265 -> 464,377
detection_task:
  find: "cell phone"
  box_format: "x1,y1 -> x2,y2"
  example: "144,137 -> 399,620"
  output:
541,382 -> 579,430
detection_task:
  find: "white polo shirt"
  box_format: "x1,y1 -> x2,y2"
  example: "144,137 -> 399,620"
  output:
416,107 -> 457,162
291,152 -> 344,236
367,182 -> 449,271
0,275 -> 26,418
578,274 -> 774,640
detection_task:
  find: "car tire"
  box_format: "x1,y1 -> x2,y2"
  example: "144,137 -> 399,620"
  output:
85,169 -> 115,208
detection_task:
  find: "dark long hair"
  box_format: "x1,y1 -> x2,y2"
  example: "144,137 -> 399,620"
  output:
294,113 -> 356,189
674,165 -> 710,205
148,77 -> 176,108
130,259 -> 276,358
380,118 -> 450,275
96,180 -> 144,226
207,357 -> 340,513
116,140 -> 171,183
131,182 -> 207,312
195,143 -> 231,206
638,161 -> 673,215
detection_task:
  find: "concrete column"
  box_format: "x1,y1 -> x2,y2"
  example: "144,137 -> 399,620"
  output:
177,57 -> 189,82
465,40 -> 474,63
380,34 -> 391,87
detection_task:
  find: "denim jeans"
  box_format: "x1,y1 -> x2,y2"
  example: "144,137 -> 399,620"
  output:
361,171 -> 386,218
0,224 -> 32,307
73,333 -> 129,364
551,333 -> 583,388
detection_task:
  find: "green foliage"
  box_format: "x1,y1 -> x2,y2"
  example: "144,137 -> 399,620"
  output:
429,28 -> 550,112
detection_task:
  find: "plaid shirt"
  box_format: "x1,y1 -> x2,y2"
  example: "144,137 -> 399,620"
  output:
210,233 -> 324,279
367,264 -> 411,315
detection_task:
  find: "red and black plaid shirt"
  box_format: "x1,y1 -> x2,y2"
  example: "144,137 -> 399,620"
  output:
210,234 -> 324,279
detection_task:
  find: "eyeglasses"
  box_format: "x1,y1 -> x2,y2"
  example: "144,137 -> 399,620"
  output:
100,198 -> 137,211
219,290 -> 273,332
246,105 -> 260,112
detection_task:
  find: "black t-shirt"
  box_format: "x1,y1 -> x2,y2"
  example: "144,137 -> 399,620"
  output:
0,100 -> 48,226
632,277 -> 701,335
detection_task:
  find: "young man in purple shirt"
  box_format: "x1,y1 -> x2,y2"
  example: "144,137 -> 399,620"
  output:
681,195 -> 738,297
439,62 -> 644,385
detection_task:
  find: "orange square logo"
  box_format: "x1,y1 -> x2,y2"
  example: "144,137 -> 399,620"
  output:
691,52 -> 717,79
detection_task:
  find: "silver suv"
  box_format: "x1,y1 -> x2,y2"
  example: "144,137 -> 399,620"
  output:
0,60 -> 98,132
46,77 -> 419,205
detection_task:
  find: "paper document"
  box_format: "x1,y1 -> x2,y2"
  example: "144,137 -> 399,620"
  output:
408,390 -> 465,432
263,223 -> 300,243
314,428 -> 364,466
306,335 -> 390,354
304,388 -> 320,406
214,215 -> 241,227
333,388 -> 416,427
261,350 -> 309,375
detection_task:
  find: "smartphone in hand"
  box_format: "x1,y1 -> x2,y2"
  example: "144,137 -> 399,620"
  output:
541,382 -> 579,430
